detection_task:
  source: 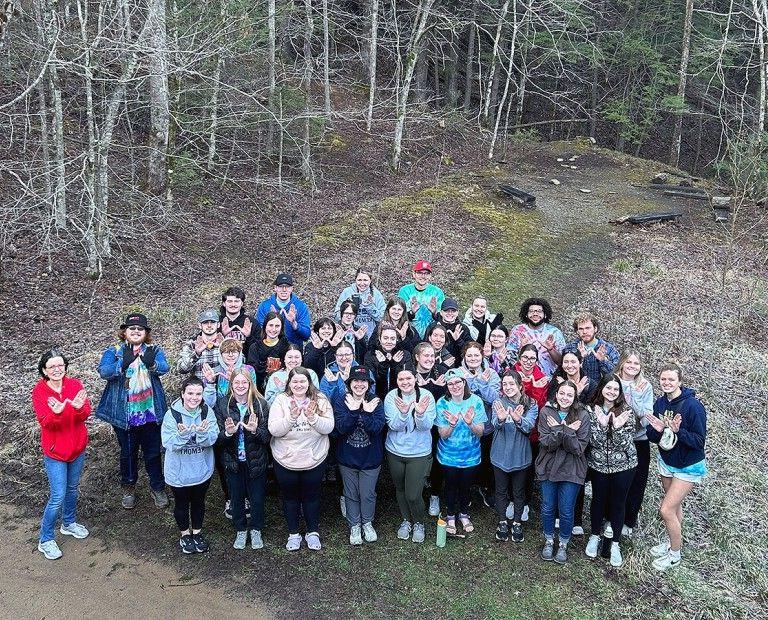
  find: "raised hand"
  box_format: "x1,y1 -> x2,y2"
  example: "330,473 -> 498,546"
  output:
310,332 -> 323,349
71,389 -> 88,410
202,363 -> 216,383
445,411 -> 459,427
224,417 -> 238,435
47,397 -> 65,414
289,400 -> 301,420
177,422 -> 189,434
546,415 -> 560,427
567,419 -> 582,431
345,394 -> 360,410
394,396 -> 410,414
645,413 -> 665,432
241,317 -> 253,337
324,368 -> 337,382
140,345 -> 157,369
576,376 -> 589,394
578,341 -> 589,358
393,350 -> 404,363
243,413 -> 258,432
613,410 -> 632,429
595,344 -> 607,361
220,317 -> 232,336
594,405 -> 611,428
533,375 -> 548,389
481,367 -> 491,382
415,397 -> 430,415
409,296 -> 420,314
444,355 -> 456,368
451,325 -> 464,341
494,401 -> 508,421
194,335 -> 207,355
482,341 -> 492,357
543,334 -> 556,352
375,350 -> 386,362
354,325 -> 367,340
396,322 -> 409,341
362,398 -> 380,413
462,406 -> 475,426
197,419 -> 210,433
519,333 -> 533,348
669,413 -> 682,433
428,296 -> 437,314
511,404 -> 524,422
305,400 -> 318,422
273,376 -> 285,389
434,373 -> 446,386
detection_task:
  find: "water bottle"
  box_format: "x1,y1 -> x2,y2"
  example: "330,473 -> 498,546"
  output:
436,518 -> 447,547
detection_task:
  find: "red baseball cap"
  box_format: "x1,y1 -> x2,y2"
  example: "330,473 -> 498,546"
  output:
413,260 -> 433,273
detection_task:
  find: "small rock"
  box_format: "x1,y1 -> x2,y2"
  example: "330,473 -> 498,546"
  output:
550,179 -> 561,185
437,119 -> 446,128
557,158 -> 564,162
569,156 -> 579,161
651,172 -> 670,184
570,165 -> 578,169
588,137 -> 597,144
579,188 -> 592,193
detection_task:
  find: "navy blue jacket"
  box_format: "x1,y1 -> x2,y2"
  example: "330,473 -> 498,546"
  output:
255,294 -> 311,347
647,387 -> 706,469
333,396 -> 386,470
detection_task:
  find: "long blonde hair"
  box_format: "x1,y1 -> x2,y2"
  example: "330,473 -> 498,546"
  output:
616,350 -> 646,385
227,367 -> 259,416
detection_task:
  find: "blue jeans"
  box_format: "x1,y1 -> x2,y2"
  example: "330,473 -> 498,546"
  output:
541,480 -> 582,542
113,423 -> 164,491
40,452 -> 86,542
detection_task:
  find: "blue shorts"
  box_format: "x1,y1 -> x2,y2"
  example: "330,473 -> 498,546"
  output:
657,457 -> 705,484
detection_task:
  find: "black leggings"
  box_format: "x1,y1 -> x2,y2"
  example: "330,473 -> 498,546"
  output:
442,464 -> 478,516
274,459 -> 327,533
624,440 -> 650,528
171,478 -> 211,532
494,466 -> 527,522
428,427 -> 443,495
590,468 -> 636,541
479,433 -> 494,491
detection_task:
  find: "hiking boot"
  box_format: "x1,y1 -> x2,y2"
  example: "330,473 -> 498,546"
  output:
610,542 -> 623,567
250,530 -> 263,550
495,520 -> 509,542
585,534 -> 600,558
151,488 -> 169,509
650,539 -> 671,558
541,539 -> 555,561
286,533 -> 302,551
521,505 -> 530,522
224,500 -> 233,519
429,495 -> 440,517
511,522 -> 524,543
192,533 -> 209,553
179,534 -> 196,554
350,525 -> 363,545
362,522 -> 377,543
652,550 -> 681,571
233,531 -> 247,550
397,521 -> 412,540
60,522 -> 89,539
38,540 -> 62,560
554,543 -> 569,564
412,523 -> 425,544
121,488 -> 136,510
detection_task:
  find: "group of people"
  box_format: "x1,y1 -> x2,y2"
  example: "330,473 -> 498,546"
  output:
32,262 -> 707,573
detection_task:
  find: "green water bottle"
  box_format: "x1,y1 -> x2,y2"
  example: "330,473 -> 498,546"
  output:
436,518 -> 447,547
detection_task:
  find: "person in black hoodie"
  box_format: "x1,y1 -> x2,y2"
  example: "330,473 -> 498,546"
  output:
462,296 -> 504,347
425,298 -> 470,361
364,325 -> 413,399
247,311 -> 290,392
214,368 -> 271,551
425,323 -> 458,368
337,300 -> 368,363
369,298 -> 419,354
413,342 -> 448,401
645,362 -> 707,572
303,317 -> 345,377
219,286 -> 259,350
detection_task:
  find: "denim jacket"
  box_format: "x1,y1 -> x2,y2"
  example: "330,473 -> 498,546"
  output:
95,343 -> 170,430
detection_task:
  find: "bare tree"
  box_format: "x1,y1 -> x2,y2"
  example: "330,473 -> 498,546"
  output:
669,0 -> 694,167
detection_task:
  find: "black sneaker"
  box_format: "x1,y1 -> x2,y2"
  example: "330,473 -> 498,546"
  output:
179,534 -> 196,554
192,533 -> 210,553
511,522 -> 524,543
495,520 -> 509,542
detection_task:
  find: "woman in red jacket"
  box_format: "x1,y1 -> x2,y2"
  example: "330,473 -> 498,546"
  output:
31,349 -> 92,560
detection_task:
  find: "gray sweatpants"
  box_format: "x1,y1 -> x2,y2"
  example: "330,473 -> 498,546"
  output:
339,465 -> 381,528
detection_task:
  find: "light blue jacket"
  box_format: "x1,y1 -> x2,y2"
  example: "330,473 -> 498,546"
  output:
384,388 -> 436,458
334,284 -> 386,338
161,398 -> 219,487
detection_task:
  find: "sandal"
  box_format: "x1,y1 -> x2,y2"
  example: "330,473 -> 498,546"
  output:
305,531 -> 322,551
446,516 -> 457,535
459,514 -> 475,533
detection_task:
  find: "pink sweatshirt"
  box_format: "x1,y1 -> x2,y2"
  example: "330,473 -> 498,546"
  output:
268,393 -> 334,470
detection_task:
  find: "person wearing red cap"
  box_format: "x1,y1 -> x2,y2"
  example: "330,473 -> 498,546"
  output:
397,260 -> 445,339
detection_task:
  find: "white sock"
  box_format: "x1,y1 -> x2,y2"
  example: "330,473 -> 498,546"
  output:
669,548 -> 681,560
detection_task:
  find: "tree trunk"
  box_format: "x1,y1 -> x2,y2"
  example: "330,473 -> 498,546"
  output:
365,0 -> 379,130
488,0 -> 519,159
208,0 -> 228,171
301,0 -> 314,186
669,0 -> 694,168
147,0 -> 169,194
755,0 -> 767,133
267,0 -> 277,152
481,0 -> 510,126
446,32 -> 459,108
462,10 -> 476,113
322,0 -> 331,120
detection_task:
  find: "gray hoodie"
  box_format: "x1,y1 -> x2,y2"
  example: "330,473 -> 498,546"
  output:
161,398 -> 219,487
490,395 -> 539,472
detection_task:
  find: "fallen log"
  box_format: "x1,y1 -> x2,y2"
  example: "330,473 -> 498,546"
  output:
497,184 -> 536,208
611,211 -> 683,225
662,188 -> 708,200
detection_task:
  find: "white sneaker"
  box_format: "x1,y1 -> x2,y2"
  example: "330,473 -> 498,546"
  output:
305,532 -> 322,551
38,540 -> 62,560
610,542 -> 623,567
60,522 -> 89,539
521,505 -> 530,522
572,525 -> 584,536
652,551 -> 681,571
250,529 -> 263,549
585,534 -> 600,558
650,539 -> 671,558
621,525 -> 633,538
603,522 -> 614,539
505,502 -> 514,520
397,521 -> 412,540
340,496 -> 347,518
429,495 -> 440,517
362,522 -> 377,543
349,525 -> 363,545
412,523 -> 425,543
285,533 -> 302,551
233,531 -> 247,550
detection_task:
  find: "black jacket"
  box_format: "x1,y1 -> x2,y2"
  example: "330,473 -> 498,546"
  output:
364,346 -> 413,399
247,337 -> 290,390
214,394 -> 271,478
426,318 -> 470,359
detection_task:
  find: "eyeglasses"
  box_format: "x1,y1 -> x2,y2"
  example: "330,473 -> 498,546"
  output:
415,270 -> 431,275
519,355 -> 537,362
446,380 -> 464,387
342,312 -> 356,317
336,352 -> 353,358
46,364 -> 66,370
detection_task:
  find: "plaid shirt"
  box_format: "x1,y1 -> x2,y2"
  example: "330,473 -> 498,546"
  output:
176,334 -> 224,382
562,338 -> 619,396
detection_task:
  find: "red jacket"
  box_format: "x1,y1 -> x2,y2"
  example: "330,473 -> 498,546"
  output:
32,377 -> 91,462
514,363 -> 550,443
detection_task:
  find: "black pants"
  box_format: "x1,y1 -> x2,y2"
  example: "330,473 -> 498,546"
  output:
624,440 -> 650,528
479,433 -> 494,491
227,461 -> 267,531
524,441 -> 539,505
213,444 -> 230,501
493,466 -> 527,522
442,464 -> 478,516
171,478 -> 211,531
274,459 -> 326,533
428,427 -> 443,495
590,468 -> 636,541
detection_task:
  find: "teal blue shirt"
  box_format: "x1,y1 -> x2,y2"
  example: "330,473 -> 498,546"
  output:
397,283 -> 445,338
435,394 -> 487,468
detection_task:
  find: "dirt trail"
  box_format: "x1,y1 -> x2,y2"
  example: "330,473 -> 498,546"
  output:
1,503 -> 272,620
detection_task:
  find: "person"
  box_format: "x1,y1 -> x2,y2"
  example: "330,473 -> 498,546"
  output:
303,317 -> 345,377
412,342 -> 448,401
265,345 -> 319,406
333,267 -> 386,338
485,324 -> 513,375
617,351 -> 654,537
32,349 -> 91,560
462,296 -> 504,346
562,312 -> 619,400
584,375 -> 637,567
384,368 -> 437,543
425,323 -> 457,368
96,313 -> 170,510
336,300 -> 369,362
176,308 -> 225,381
507,298 -> 565,377
490,370 -> 538,544
202,338 -> 259,405
161,377 -> 219,554
370,297 -> 419,353
319,340 -> 371,404
364,325 -> 413,399
536,381 -> 590,564
461,341 -> 501,509
214,368 -> 271,551
255,273 -> 311,347
268,367 -> 334,551
548,349 -> 591,404
247,311 -> 290,392
645,362 -> 707,571
219,286 -> 257,348
426,298 -> 469,361
435,368 -> 487,535
398,260 -> 445,338
332,366 -> 386,545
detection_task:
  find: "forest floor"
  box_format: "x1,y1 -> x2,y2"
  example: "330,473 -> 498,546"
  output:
1,130 -> 766,619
